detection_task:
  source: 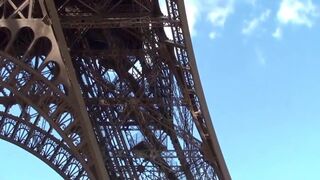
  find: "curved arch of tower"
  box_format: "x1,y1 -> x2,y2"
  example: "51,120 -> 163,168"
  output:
0,1 -> 230,179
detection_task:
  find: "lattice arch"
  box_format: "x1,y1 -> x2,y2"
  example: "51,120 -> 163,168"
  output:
0,52 -> 91,179
0,110 -> 88,179
0,1 -> 110,177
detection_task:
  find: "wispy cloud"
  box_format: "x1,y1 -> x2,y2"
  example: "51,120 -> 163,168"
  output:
207,2 -> 234,27
255,48 -> 267,66
272,27 -> 283,39
245,0 -> 257,7
209,32 -> 218,39
206,0 -> 234,40
242,9 -> 271,35
277,0 -> 318,27
160,0 -> 235,39
184,0 -> 200,36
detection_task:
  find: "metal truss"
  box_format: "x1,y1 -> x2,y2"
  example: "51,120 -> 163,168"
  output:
0,0 -> 230,180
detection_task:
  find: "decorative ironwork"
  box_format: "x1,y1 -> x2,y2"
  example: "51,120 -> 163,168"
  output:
0,0 -> 230,179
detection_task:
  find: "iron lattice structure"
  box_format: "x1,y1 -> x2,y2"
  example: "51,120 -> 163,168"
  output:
0,0 -> 230,179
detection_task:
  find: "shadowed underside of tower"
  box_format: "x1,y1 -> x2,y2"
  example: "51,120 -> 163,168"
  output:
0,0 -> 230,179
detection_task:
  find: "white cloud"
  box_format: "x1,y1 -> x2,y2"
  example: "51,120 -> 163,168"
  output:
184,0 -> 200,36
245,0 -> 257,6
160,0 -> 236,39
206,0 -> 234,39
272,27 -> 283,39
256,48 -> 266,65
277,0 -> 318,27
242,9 -> 271,35
209,32 -> 218,39
207,1 -> 234,28
159,0 -> 167,15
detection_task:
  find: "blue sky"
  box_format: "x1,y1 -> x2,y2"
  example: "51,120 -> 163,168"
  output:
187,0 -> 320,179
1,0 -> 320,179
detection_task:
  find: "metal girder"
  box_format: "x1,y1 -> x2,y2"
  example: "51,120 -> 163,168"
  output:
0,0 -> 109,179
61,16 -> 180,29
175,1 -> 231,179
43,1 -> 110,179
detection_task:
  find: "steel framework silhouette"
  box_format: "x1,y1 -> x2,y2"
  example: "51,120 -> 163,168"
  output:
0,0 -> 230,179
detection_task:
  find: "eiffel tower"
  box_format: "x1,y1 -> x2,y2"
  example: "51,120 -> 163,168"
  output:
0,0 -> 230,179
